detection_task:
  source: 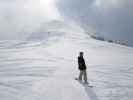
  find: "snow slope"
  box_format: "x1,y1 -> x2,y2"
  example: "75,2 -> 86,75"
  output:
0,32 -> 133,100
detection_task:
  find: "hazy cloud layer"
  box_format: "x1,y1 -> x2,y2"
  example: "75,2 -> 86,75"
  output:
0,0 -> 61,39
57,0 -> 133,46
0,0 -> 133,46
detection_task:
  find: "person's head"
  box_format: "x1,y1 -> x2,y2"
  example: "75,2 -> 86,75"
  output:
79,52 -> 84,57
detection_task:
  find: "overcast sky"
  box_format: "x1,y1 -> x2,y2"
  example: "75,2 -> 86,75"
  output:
57,0 -> 133,46
0,0 -> 133,46
0,0 -> 61,39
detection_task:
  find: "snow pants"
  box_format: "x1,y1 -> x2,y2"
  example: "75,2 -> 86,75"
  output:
79,70 -> 87,82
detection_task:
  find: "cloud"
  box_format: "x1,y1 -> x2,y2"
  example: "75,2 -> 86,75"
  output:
1,0 -> 133,46
57,0 -> 133,46
0,0 -> 61,39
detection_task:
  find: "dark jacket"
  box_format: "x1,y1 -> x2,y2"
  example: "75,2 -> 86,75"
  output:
78,56 -> 86,70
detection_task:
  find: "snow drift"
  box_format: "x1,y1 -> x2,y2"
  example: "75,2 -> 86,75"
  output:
0,27 -> 133,100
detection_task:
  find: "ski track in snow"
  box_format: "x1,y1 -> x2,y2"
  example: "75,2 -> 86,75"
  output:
0,33 -> 133,100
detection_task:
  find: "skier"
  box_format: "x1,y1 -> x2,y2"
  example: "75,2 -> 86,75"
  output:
78,52 -> 88,84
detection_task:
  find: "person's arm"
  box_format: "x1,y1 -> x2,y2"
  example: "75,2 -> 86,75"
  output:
83,58 -> 87,69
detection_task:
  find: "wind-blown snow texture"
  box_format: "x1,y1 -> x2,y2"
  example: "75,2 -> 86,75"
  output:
0,32 -> 133,100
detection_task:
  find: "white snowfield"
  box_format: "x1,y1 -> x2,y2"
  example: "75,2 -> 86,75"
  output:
0,32 -> 133,100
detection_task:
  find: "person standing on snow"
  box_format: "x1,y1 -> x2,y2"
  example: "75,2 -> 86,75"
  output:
78,52 -> 88,84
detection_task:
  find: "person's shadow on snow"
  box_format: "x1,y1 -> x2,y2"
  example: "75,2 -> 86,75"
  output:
83,85 -> 99,100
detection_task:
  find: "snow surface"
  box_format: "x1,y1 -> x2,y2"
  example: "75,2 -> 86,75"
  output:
0,32 -> 133,100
